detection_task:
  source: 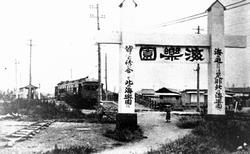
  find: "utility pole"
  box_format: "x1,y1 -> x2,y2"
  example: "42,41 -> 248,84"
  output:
70,68 -> 73,79
193,25 -> 204,34
15,59 -> 19,99
90,3 -> 105,105
193,26 -> 203,112
105,53 -> 108,100
28,39 -> 32,103
195,63 -> 200,112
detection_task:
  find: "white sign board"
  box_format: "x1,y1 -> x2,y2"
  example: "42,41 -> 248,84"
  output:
137,46 -> 209,63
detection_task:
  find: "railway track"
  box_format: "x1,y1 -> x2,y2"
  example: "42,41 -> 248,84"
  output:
3,120 -> 55,147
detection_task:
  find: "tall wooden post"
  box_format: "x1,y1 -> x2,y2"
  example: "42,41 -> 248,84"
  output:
28,39 -> 32,102
207,1 -> 226,115
105,53 -> 108,100
197,63 -> 200,112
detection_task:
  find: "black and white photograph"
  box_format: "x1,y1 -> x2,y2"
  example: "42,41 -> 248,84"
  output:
0,0 -> 250,153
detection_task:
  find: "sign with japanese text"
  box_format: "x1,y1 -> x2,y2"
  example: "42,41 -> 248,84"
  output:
124,45 -> 134,107
214,48 -> 223,110
138,46 -> 209,63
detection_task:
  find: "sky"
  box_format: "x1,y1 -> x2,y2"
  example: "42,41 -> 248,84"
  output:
0,0 -> 248,94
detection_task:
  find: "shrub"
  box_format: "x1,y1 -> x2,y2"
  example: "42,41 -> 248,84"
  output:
0,99 -> 86,120
148,134 -> 227,154
104,126 -> 145,142
193,118 -> 250,152
176,116 -> 203,129
149,116 -> 250,153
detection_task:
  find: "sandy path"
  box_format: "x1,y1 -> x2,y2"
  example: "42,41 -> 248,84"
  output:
97,111 -> 191,154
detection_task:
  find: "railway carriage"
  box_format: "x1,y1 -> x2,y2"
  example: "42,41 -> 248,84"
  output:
55,77 -> 103,108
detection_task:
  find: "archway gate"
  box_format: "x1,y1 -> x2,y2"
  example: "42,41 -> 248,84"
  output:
96,0 -> 247,128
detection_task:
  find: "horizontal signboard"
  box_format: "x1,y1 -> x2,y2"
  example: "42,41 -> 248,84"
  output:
138,46 -> 209,63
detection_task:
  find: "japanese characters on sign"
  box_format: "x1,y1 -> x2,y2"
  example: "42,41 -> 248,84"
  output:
139,46 -> 208,63
139,47 -> 157,61
124,45 -> 134,106
160,46 -> 183,61
214,48 -> 223,110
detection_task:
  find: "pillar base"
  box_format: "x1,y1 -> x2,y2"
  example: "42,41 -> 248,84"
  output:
116,113 -> 137,130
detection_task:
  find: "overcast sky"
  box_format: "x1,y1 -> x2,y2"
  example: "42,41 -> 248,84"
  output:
1,0 -> 247,94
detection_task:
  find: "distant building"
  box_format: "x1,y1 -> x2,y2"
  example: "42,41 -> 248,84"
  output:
136,89 -> 155,97
19,84 -> 39,99
227,87 -> 250,97
181,89 -> 207,108
155,87 -> 181,105
181,89 -> 235,108
227,87 -> 250,107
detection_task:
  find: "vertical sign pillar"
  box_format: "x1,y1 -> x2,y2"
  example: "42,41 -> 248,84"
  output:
116,0 -> 137,130
207,1 -> 226,115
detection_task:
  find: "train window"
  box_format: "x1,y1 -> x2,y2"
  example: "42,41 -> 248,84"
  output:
83,85 -> 98,90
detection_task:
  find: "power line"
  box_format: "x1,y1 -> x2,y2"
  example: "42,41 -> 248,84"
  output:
225,0 -> 246,7
154,0 -> 249,28
227,1 -> 250,10
160,14 -> 207,27
158,12 -> 206,27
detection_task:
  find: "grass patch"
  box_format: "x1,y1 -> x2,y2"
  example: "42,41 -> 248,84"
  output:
176,116 -> 203,129
43,145 -> 95,154
193,118 -> 250,152
104,126 -> 145,142
0,99 -> 96,121
148,116 -> 250,154
148,134 -> 227,154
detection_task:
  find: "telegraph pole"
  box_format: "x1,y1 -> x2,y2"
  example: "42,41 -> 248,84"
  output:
90,3 -> 105,105
28,39 -> 32,103
15,59 -> 19,99
105,53 -> 108,100
196,63 -> 200,112
193,26 -> 203,112
70,68 -> 73,79
193,25 -> 204,34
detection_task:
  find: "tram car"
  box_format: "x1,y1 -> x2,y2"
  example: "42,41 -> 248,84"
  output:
54,77 -> 103,108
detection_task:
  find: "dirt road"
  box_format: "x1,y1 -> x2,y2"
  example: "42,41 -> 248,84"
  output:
98,112 -> 191,154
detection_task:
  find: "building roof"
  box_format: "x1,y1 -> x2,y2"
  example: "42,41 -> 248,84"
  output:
137,89 -> 155,95
155,93 -> 180,96
228,87 -> 250,93
182,89 -> 207,94
20,84 -> 38,90
155,87 -> 180,95
57,76 -> 98,86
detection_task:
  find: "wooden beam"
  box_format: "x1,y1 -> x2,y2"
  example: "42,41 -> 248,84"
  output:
135,33 -> 209,47
95,32 -> 247,48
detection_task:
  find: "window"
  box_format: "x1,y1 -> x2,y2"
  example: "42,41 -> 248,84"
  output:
191,94 -> 205,103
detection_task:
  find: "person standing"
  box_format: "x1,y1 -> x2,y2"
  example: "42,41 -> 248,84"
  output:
165,105 -> 171,122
